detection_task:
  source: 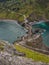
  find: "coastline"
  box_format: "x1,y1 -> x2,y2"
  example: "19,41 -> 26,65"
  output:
0,18 -> 49,23
0,19 -> 17,22
0,18 -> 49,54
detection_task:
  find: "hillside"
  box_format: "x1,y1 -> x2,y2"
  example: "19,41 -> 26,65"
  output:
0,0 -> 49,22
0,40 -> 49,65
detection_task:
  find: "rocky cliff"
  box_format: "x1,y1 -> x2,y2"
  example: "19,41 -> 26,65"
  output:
0,40 -> 49,65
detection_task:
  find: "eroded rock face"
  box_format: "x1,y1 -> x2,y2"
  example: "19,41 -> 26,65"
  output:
0,52 -> 32,65
0,51 -> 49,65
0,40 -> 49,65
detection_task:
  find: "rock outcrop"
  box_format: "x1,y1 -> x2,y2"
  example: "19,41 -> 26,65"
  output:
0,40 -> 49,65
0,51 -> 49,65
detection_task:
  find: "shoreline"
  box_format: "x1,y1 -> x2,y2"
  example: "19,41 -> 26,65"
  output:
0,18 -> 49,22
0,19 -> 17,22
0,18 -> 49,54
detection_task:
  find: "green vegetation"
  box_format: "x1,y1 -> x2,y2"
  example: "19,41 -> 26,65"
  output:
0,0 -> 49,22
0,43 -> 5,50
14,44 -> 49,63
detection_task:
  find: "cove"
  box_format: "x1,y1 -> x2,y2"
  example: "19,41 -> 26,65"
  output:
0,20 -> 26,43
32,22 -> 49,47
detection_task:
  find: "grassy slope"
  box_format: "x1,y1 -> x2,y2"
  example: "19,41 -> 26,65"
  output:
0,0 -> 34,22
14,44 -> 49,63
0,0 -> 49,22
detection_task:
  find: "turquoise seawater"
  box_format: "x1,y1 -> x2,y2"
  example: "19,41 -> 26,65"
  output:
0,21 -> 26,43
32,22 -> 49,47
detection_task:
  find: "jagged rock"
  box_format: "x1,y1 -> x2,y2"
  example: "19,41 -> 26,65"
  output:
0,51 -> 48,65
0,40 -> 25,56
0,40 -> 49,65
